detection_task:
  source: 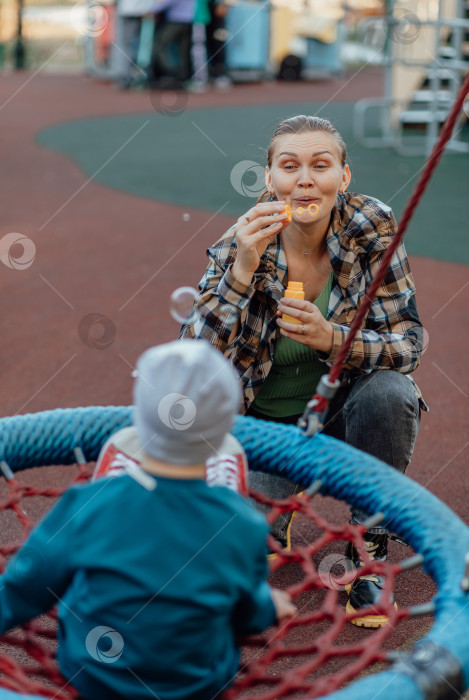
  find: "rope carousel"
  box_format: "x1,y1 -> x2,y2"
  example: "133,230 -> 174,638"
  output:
0,74 -> 468,700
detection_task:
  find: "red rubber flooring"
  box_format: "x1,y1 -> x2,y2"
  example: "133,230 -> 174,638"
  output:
0,69 -> 468,696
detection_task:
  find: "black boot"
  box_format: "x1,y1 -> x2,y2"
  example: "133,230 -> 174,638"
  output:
345,532 -> 395,628
266,508 -> 297,561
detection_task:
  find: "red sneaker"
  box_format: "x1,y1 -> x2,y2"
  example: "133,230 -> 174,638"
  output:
93,428 -> 248,497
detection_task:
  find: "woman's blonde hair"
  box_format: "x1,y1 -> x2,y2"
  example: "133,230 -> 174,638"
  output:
258,115 -> 347,203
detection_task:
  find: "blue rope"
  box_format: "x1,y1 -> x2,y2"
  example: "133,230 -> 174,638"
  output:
0,408 -> 468,700
0,406 -> 132,470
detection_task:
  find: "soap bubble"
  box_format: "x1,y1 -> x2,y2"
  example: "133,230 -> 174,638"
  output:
183,213 -> 190,222
170,286 -> 198,324
420,327 -> 430,355
219,304 -> 239,329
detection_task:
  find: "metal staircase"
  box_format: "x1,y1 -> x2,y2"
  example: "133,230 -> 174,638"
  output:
353,0 -> 469,155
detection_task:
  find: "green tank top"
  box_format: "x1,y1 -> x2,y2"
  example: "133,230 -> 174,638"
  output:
251,274 -> 332,418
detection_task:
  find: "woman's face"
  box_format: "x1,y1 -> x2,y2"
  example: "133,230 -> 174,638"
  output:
265,131 -> 351,231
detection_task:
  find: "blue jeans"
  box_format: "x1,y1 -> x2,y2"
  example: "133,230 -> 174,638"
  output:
153,21 -> 193,82
248,371 -> 421,539
116,16 -> 143,85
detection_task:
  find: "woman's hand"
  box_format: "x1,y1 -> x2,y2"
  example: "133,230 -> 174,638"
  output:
269,586 -> 297,622
232,201 -> 289,285
277,297 -> 334,354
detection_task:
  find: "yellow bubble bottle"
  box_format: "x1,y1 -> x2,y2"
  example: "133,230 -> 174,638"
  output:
282,281 -> 304,324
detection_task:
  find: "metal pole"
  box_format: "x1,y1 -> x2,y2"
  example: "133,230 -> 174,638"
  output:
427,0 -> 444,153
13,0 -> 25,69
382,0 -> 395,140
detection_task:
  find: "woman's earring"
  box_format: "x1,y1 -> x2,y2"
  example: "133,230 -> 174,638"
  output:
268,192 -> 276,201
340,192 -> 346,199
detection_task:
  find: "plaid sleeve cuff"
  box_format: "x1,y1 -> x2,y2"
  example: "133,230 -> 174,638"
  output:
317,323 -> 350,364
217,265 -> 255,310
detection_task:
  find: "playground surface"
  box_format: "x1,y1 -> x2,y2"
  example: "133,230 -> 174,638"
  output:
0,66 -> 468,694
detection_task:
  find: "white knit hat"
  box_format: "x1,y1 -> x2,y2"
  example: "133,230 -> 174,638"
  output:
133,339 -> 241,465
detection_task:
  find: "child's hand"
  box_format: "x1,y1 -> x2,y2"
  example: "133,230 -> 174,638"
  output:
270,587 -> 297,621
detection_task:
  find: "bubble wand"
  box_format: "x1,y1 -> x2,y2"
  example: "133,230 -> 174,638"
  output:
282,202 -> 319,222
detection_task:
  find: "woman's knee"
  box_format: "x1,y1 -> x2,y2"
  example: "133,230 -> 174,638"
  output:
348,371 -> 419,419
344,371 -> 420,472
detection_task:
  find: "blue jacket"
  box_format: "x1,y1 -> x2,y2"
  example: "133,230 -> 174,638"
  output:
0,471 -> 276,700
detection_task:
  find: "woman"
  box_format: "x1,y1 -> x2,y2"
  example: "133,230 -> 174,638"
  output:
181,115 -> 426,626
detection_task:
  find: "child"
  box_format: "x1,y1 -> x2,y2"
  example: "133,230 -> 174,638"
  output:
0,339 -> 295,700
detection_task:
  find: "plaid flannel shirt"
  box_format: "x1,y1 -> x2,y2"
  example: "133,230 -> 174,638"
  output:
180,193 -> 425,414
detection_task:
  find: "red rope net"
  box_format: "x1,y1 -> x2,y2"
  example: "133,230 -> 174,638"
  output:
0,464 -> 430,700
0,465 -> 90,699
225,491 -> 427,700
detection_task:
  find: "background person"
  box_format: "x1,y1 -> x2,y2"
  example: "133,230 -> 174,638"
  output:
152,0 -> 196,87
193,0 -> 232,90
115,0 -> 156,89
0,340 -> 295,699
180,114 -> 427,627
